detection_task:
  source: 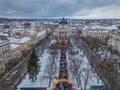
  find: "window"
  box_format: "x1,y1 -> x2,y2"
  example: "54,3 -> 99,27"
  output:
62,32 -> 64,35
65,32 -> 66,36
60,32 -> 61,36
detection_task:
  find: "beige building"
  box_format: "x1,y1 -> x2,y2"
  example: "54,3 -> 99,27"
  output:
10,44 -> 22,60
13,28 -> 37,46
37,31 -> 47,41
0,36 -> 11,66
43,23 -> 58,31
82,25 -> 117,41
24,30 -> 37,45
35,24 -> 44,32
82,28 -> 109,40
8,36 -> 32,53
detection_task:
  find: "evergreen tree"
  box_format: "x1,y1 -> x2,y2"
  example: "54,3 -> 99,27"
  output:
27,48 -> 40,82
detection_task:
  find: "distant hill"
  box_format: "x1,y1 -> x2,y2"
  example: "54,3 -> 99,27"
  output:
0,18 -> 11,22
0,17 -> 120,23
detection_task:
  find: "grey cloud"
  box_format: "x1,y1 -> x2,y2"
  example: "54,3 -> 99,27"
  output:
0,0 -> 120,18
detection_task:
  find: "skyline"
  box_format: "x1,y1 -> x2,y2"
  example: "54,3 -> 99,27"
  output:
0,0 -> 120,19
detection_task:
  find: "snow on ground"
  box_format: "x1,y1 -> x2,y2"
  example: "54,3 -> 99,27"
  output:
67,47 -> 104,89
17,49 -> 51,89
17,48 -> 61,89
17,39 -> 104,90
80,50 -> 103,87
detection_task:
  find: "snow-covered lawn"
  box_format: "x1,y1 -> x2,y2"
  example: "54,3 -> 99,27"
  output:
67,47 -> 104,89
17,39 -> 104,90
17,49 -> 51,89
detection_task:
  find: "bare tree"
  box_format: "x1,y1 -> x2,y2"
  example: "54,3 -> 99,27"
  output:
69,57 -> 83,89
82,67 -> 93,90
42,55 -> 58,87
69,55 -> 93,90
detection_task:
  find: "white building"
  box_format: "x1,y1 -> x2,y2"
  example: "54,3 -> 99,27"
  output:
109,30 -> 120,55
54,17 -> 75,37
82,25 -> 117,41
54,25 -> 72,37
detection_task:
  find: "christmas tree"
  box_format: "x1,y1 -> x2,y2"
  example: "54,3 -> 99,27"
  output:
27,48 -> 40,82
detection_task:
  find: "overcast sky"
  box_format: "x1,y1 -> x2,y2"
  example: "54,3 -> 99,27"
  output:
0,0 -> 120,19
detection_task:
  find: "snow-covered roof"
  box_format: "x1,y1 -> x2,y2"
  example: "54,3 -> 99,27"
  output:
71,26 -> 76,29
13,28 -> 24,31
8,37 -> 31,44
43,22 -> 53,24
88,30 -> 109,32
0,33 -> 9,37
49,39 -> 57,46
27,28 -> 37,35
85,25 -> 118,30
12,28 -> 25,34
56,25 -> 70,31
37,31 -> 46,37
0,40 -> 9,45
10,44 -> 20,49
16,25 -> 24,28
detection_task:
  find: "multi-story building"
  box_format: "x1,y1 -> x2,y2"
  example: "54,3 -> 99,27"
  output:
54,17 -> 74,37
10,22 -> 37,46
82,25 -> 117,41
37,31 -> 47,41
24,22 -> 31,29
35,24 -> 44,32
54,26 -> 72,37
23,29 -> 37,46
10,44 -> 22,61
8,36 -> 32,53
0,35 -> 11,67
82,28 -> 109,40
43,22 -> 58,31
109,29 -> 120,55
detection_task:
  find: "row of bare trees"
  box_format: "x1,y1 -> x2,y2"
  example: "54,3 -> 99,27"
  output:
40,39 -> 60,87
80,35 -> 120,90
68,55 -> 93,90
41,54 -> 58,87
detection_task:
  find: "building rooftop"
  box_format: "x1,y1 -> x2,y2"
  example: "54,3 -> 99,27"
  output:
24,22 -> 31,26
88,29 -> 109,32
8,37 -> 31,44
84,25 -> 117,30
59,17 -> 68,25
37,31 -> 46,37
